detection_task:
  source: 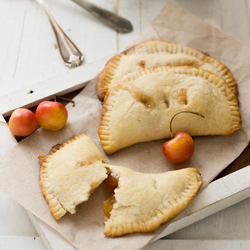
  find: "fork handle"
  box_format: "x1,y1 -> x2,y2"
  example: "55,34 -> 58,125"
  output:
40,1 -> 84,68
71,0 -> 133,33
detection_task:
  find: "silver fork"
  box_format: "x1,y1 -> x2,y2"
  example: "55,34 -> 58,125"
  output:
36,0 -> 84,68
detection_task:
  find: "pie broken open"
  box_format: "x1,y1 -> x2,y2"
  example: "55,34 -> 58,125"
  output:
97,40 -> 237,101
99,66 -> 241,154
39,134 -> 108,220
103,165 -> 202,237
39,134 -> 202,237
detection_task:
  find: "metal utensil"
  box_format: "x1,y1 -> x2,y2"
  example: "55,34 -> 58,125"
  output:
71,0 -> 133,33
37,0 -> 84,68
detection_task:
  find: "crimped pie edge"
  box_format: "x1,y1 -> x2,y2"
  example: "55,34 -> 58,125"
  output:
97,40 -> 238,101
39,134 -> 108,220
103,167 -> 202,237
39,141 -> 69,220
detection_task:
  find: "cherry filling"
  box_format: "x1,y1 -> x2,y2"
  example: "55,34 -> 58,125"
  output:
105,173 -> 119,193
103,173 -> 119,219
103,194 -> 116,219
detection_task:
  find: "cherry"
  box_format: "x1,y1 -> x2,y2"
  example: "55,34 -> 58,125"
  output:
36,101 -> 68,131
162,111 -> 204,164
8,108 -> 37,137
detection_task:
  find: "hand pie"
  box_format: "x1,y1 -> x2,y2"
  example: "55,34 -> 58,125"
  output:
97,40 -> 237,101
98,66 -> 241,154
39,134 -> 202,236
39,134 -> 108,220
103,166 -> 202,237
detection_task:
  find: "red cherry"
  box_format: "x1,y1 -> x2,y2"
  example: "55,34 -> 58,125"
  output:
36,101 -> 68,131
162,132 -> 194,164
9,108 -> 37,137
162,111 -> 204,164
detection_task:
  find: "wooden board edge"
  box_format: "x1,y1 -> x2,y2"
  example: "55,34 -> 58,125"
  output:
0,55 -> 113,117
154,164 -> 250,241
146,240 -> 250,249
26,212 -> 75,250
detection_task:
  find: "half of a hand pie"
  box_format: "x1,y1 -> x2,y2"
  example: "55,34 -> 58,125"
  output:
39,134 -> 108,220
97,40 -> 237,101
98,66 -> 241,154
103,166 -> 202,237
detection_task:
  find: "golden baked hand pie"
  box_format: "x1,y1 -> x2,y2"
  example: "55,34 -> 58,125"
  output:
39,134 -> 202,236
98,66 -> 241,154
39,134 -> 108,220
97,40 -> 237,101
103,166 -> 202,237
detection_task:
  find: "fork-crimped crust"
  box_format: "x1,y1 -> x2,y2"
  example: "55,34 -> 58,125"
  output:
104,166 -> 202,237
99,66 -> 241,154
39,134 -> 108,220
97,40 -> 237,101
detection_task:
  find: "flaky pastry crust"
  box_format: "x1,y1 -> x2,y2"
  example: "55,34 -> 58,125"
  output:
104,166 -> 202,237
98,66 -> 241,154
39,134 -> 108,220
97,40 -> 237,101
38,135 -> 203,237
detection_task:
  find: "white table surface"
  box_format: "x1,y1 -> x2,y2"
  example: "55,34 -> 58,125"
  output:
1,0 -> 250,249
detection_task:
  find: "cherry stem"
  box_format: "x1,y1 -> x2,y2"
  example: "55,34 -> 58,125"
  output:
54,96 -> 75,107
170,111 -> 205,139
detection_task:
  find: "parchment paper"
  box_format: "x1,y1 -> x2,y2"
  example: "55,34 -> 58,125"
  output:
1,2 -> 250,250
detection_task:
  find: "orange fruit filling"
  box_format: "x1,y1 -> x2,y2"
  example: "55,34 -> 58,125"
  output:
105,174 -> 119,193
103,194 -> 116,219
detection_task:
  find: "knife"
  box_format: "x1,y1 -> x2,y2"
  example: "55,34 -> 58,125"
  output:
71,0 -> 133,33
